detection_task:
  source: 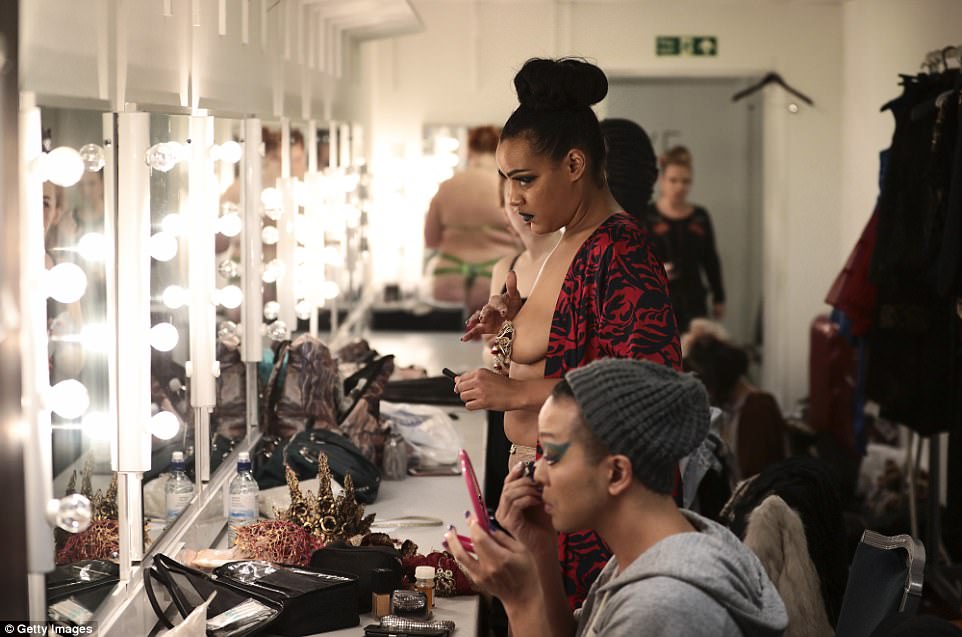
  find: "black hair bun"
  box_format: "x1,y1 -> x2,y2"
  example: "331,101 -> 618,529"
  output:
514,58 -> 608,111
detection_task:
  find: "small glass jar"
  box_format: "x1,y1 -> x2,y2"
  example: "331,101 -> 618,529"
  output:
414,566 -> 436,608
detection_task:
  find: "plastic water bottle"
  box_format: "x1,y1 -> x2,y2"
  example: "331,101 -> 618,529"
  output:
228,451 -> 258,546
165,451 -> 194,526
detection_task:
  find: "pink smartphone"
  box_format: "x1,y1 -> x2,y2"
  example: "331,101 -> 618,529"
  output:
460,449 -> 491,533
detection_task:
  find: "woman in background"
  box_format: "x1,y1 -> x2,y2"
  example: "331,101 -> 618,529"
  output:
646,146 -> 726,331
424,126 -> 520,313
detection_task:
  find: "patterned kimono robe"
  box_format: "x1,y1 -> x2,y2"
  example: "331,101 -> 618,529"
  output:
544,212 -> 681,609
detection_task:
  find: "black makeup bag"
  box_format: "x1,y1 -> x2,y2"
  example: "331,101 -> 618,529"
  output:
309,543 -> 403,612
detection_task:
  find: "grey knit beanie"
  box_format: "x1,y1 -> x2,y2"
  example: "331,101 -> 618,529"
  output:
565,358 -> 710,494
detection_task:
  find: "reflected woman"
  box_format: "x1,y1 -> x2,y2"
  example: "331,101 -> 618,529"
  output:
455,58 -> 680,609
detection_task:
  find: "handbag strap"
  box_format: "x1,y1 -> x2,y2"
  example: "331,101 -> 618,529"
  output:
143,565 -> 176,630
262,340 -> 292,435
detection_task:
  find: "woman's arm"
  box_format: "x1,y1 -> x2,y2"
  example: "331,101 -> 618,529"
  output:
699,211 -> 725,308
454,369 -> 559,412
424,193 -> 444,248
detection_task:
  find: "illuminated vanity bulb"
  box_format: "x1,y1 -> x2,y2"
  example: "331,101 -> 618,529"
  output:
217,212 -> 243,237
217,285 -> 243,309
322,281 -> 340,300
218,141 -> 242,164
261,259 -> 285,284
149,232 -> 178,262
150,322 -> 180,352
263,301 -> 280,321
217,259 -> 240,280
261,225 -> 279,245
78,143 -> 105,172
150,411 -> 180,440
46,263 -> 88,304
76,232 -> 107,262
161,213 -> 185,236
217,320 -> 239,343
261,187 -> 282,210
80,323 -> 110,352
292,180 -> 309,207
295,299 -> 313,321
50,379 -> 90,419
45,147 -> 86,187
323,246 -> 341,265
266,320 -> 290,341
145,142 -> 187,173
162,285 -> 189,309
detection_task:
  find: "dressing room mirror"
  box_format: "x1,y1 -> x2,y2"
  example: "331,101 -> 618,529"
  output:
141,113 -> 194,548
41,104 -> 119,620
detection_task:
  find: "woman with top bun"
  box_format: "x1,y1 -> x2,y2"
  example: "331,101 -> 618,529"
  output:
454,57 -> 681,609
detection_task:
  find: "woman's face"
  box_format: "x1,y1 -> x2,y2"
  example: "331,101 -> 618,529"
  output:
496,136 -> 578,235
660,164 -> 692,204
501,177 -> 534,242
42,180 -> 62,232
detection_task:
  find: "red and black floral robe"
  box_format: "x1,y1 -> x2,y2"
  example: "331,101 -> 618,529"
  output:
543,212 -> 681,609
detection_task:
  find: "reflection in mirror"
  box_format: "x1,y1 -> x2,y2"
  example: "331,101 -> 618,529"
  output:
142,114 -> 194,549
260,121 -> 292,343
41,106 -> 120,621
212,118 -> 247,470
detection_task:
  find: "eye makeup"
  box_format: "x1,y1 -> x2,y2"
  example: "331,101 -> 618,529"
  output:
541,441 -> 571,465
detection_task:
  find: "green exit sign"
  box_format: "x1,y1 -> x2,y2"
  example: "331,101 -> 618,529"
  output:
656,36 -> 718,57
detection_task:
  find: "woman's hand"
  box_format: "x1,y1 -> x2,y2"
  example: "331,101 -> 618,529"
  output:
454,368 -> 518,411
496,462 -> 555,553
444,516 -> 541,607
461,271 -> 523,342
712,302 -> 725,320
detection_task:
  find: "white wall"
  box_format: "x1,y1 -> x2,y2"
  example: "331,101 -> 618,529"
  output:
839,0 -> 962,252
362,0 -> 845,407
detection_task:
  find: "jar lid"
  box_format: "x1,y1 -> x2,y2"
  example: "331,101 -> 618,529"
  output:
415,566 -> 436,580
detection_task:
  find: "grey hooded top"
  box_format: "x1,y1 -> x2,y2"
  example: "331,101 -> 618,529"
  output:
575,510 -> 788,637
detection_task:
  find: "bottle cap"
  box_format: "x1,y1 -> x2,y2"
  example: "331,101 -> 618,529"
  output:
371,568 -> 395,594
172,451 -> 184,462
239,452 -> 250,461
414,566 -> 436,581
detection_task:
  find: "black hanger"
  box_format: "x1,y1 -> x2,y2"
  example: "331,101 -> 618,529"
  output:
731,72 -> 814,106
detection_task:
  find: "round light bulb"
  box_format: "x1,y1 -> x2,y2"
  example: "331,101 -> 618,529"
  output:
149,232 -> 178,262
217,320 -> 239,343
50,379 -> 90,419
261,187 -> 282,210
78,143 -> 105,172
263,207 -> 283,222
162,285 -> 188,310
323,246 -> 341,265
145,142 -> 185,173
80,323 -> 110,352
150,411 -> 180,440
76,232 -> 107,262
217,285 -> 243,309
217,212 -> 243,237
46,263 -> 88,303
49,493 -> 93,533
81,412 -> 112,442
295,299 -> 313,320
150,322 -> 179,352
261,225 -> 279,245
46,147 -> 86,187
263,301 -> 280,321
266,320 -> 290,341
219,140 -> 243,164
217,259 -> 240,280
161,213 -> 185,236
322,281 -> 340,300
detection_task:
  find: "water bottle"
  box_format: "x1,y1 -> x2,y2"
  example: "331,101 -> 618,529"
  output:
228,451 -> 258,546
165,451 -> 194,526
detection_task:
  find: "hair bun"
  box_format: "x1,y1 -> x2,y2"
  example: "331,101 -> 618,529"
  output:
514,58 -> 608,111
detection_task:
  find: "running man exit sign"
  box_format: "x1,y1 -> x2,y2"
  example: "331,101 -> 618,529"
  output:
656,36 -> 718,57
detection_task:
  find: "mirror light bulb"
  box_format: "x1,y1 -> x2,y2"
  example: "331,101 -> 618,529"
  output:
162,285 -> 188,309
81,412 -> 112,442
78,143 -> 105,172
322,281 -> 340,300
46,263 -> 88,303
218,141 -> 243,164
50,379 -> 90,420
217,285 -> 243,309
261,226 -> 279,245
149,232 -> 178,262
45,147 -> 86,187
261,187 -> 282,210
49,493 -> 93,534
150,322 -> 179,352
295,299 -> 313,320
217,259 -> 240,280
150,411 -> 180,440
267,320 -> 290,341
76,232 -> 107,262
217,212 -> 243,237
145,142 -> 187,172
217,320 -> 239,344
263,301 -> 280,321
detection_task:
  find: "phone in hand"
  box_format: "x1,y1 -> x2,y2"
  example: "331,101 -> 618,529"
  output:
441,367 -> 458,381
453,449 -> 510,553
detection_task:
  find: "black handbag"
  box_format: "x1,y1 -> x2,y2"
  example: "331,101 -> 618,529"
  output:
309,543 -> 403,613
145,554 -> 359,636
254,429 -> 381,504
